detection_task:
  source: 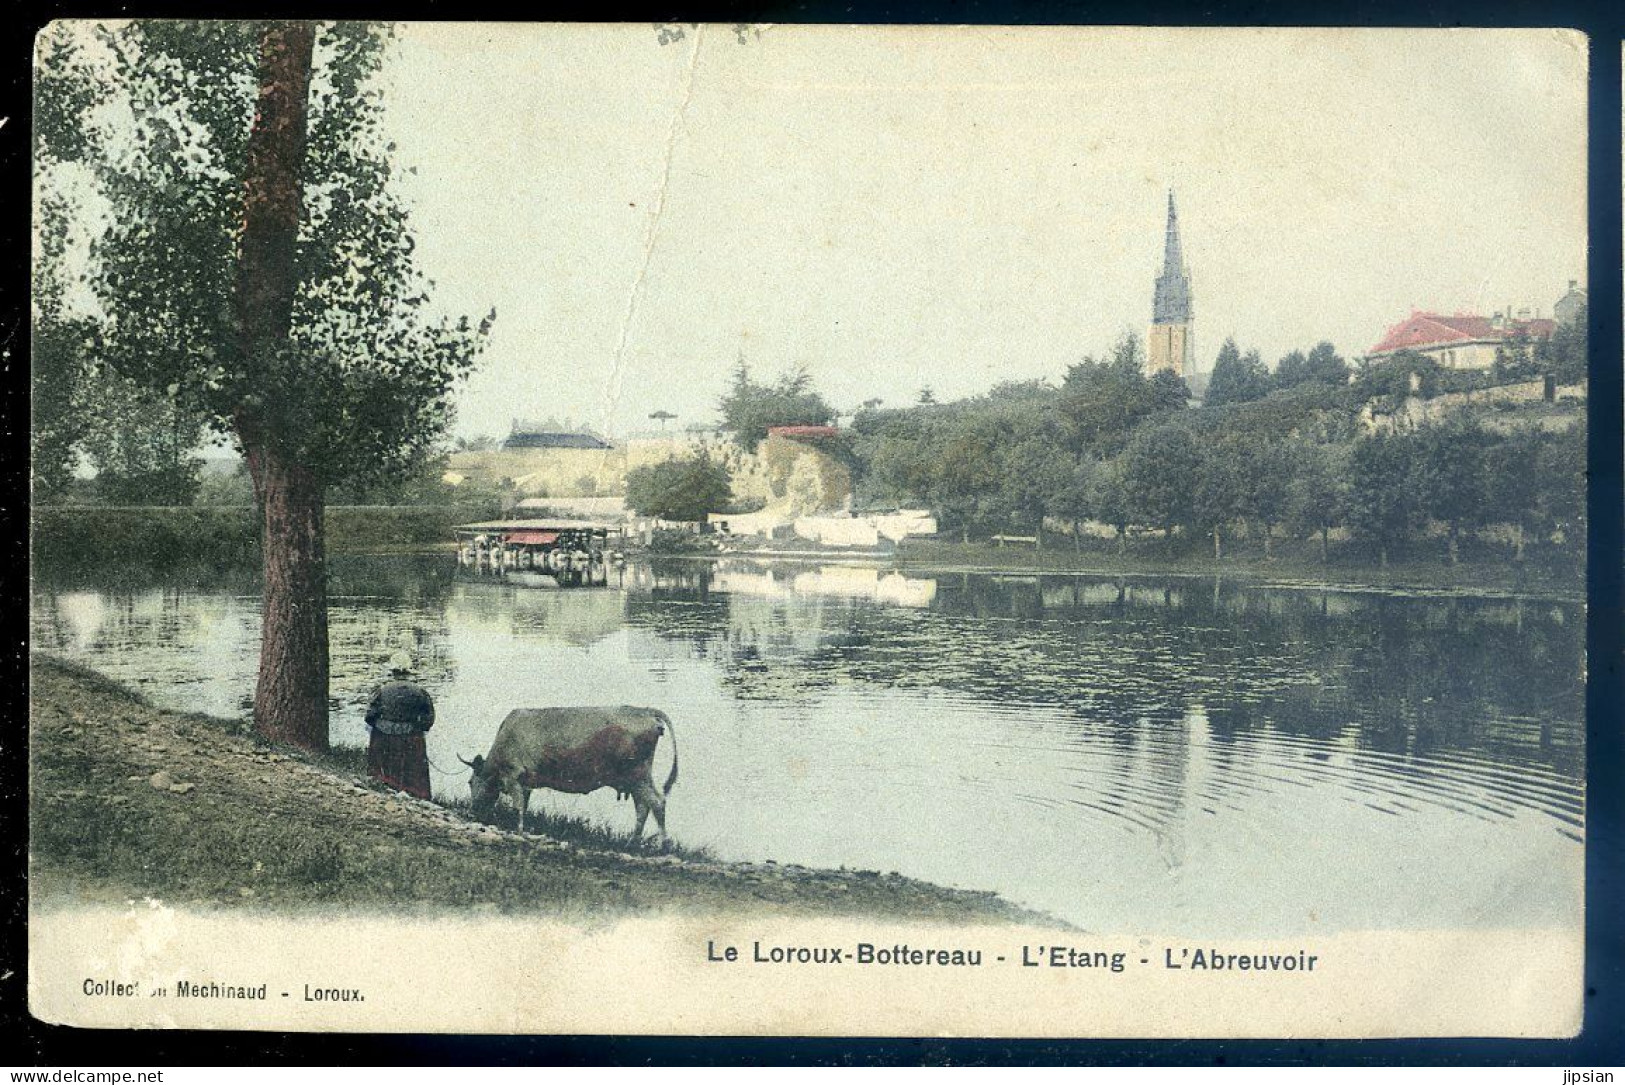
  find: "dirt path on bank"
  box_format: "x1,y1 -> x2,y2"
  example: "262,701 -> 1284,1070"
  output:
29,657 -> 1049,925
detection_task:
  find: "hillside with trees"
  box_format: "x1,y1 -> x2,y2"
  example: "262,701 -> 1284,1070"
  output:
844,332 -> 1584,574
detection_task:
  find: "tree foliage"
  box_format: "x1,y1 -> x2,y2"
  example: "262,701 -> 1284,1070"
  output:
67,22 -> 493,493
718,362 -> 835,449
1204,338 -> 1271,406
1346,432 -> 1425,563
1121,418 -> 1201,536
625,453 -> 733,523
1409,419 -> 1493,561
33,29 -> 210,503
1055,332 -> 1182,455
1492,332 -> 1540,383
1537,308 -> 1587,385
1353,351 -> 1441,401
842,328 -> 1580,572
1276,341 -> 1349,390
1283,439 -> 1350,560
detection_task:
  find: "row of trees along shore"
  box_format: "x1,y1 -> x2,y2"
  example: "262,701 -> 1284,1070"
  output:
32,22 -> 1586,757
838,333 -> 1585,567
34,22 -> 494,753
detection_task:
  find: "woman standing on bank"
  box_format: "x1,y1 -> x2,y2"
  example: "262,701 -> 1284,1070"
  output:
365,650 -> 435,799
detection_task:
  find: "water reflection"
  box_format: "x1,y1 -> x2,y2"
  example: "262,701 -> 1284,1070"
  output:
31,555 -> 1583,934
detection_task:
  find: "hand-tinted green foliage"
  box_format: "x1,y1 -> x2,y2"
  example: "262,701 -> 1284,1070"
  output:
988,434 -> 1071,538
1347,433 -> 1424,560
1121,418 -> 1202,534
30,193 -> 97,501
843,322 -> 1580,569
625,453 -> 734,523
1492,332 -> 1540,383
32,503 -> 503,574
1054,333 -> 1178,455
1353,351 -> 1441,402
1148,369 -> 1192,411
850,379 -> 1073,539
1536,420 -> 1587,550
1204,338 -> 1272,406
194,462 -> 256,506
1283,439 -> 1350,552
1189,429 -> 1249,544
1537,308 -> 1587,385
49,21 -> 491,496
1086,457 -> 1132,540
1275,341 -> 1350,390
33,32 -> 210,503
1409,420 -> 1494,559
718,361 -> 835,449
325,451 -> 458,506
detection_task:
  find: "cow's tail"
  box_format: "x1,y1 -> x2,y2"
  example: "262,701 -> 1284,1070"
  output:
659,710 -> 679,796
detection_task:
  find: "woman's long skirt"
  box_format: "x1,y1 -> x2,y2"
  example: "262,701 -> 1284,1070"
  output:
367,731 -> 431,799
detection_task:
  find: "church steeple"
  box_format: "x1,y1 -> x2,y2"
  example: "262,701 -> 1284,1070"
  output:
1153,191 -> 1192,325
1148,190 -> 1195,377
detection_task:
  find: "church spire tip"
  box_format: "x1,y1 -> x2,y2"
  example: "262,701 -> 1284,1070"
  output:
1153,190 -> 1192,325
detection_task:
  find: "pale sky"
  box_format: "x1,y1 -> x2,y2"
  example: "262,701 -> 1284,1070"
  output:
374,25 -> 1588,440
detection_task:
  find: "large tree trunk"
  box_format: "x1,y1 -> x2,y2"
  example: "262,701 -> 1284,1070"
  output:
246,441 -> 330,751
235,22 -> 324,750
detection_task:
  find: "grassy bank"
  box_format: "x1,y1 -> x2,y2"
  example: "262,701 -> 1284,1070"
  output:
889,537 -> 1584,599
29,656 -> 1043,924
31,503 -> 498,574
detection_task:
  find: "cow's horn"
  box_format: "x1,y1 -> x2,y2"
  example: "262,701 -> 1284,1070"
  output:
457,753 -> 476,768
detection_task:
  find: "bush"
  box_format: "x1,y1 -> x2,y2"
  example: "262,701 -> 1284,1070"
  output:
31,506 -> 258,572
645,527 -> 712,554
30,502 -> 503,573
625,453 -> 732,522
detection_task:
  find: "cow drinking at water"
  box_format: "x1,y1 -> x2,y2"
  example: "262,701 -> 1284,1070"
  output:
460,707 -> 678,842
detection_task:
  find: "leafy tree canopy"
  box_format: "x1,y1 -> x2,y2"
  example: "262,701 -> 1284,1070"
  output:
1276,341 -> 1349,390
625,453 -> 733,523
43,21 -> 493,496
1352,351 -> 1441,401
718,361 -> 835,449
1057,332 -> 1180,455
1204,338 -> 1271,407
1538,305 -> 1587,385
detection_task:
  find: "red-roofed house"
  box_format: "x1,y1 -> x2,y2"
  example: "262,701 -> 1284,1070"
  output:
1367,311 -> 1557,370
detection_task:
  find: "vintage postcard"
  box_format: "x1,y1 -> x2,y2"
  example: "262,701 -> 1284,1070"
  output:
28,23 -> 1588,1037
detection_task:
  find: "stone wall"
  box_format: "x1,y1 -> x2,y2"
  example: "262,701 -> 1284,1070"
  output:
447,430 -> 853,517
446,447 -> 626,497
1359,378 -> 1559,434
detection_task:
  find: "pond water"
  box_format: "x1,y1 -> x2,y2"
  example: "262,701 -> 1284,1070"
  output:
31,555 -> 1584,935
